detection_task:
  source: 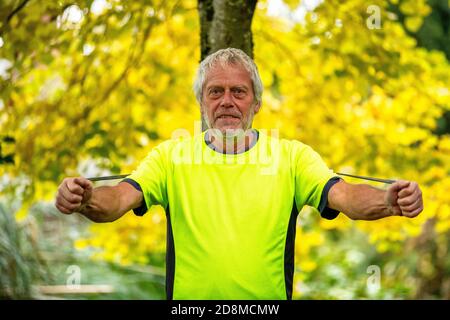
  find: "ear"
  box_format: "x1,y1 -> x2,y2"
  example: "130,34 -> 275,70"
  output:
254,101 -> 261,114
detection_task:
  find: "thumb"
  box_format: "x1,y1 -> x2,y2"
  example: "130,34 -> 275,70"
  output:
74,177 -> 93,203
385,180 -> 410,216
82,185 -> 93,204
74,177 -> 93,190
388,180 -> 410,193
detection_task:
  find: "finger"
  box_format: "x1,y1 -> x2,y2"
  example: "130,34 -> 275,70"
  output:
56,194 -> 81,212
55,202 -> 72,215
58,185 -> 83,204
400,196 -> 422,213
73,177 -> 93,190
403,205 -> 423,218
390,205 -> 403,216
398,181 -> 418,198
398,188 -> 413,198
397,188 -> 421,206
57,194 -> 81,210
66,179 -> 85,195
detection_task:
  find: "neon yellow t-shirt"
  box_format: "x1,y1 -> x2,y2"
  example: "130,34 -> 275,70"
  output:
125,130 -> 339,300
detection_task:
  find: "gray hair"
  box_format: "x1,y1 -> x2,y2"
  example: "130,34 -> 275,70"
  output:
193,48 -> 263,105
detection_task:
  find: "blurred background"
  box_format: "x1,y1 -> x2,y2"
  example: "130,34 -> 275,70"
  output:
0,0 -> 449,299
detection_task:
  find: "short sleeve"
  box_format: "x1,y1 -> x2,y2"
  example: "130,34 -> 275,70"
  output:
123,141 -> 171,216
293,142 -> 339,218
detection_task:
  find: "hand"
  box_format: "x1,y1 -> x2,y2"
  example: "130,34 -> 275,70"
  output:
385,180 -> 423,218
55,177 -> 93,214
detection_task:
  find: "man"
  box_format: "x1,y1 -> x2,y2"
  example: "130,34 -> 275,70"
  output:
55,48 -> 423,300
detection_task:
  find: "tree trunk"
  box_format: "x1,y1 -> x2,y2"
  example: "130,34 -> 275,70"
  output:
198,0 -> 258,130
198,0 -> 258,60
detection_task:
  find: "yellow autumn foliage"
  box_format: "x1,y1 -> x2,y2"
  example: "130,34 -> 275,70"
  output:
1,0 -> 449,298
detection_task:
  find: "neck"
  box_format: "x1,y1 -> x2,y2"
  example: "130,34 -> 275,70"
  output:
206,129 -> 256,154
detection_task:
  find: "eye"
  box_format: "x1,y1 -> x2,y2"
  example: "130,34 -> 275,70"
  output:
232,87 -> 247,98
208,87 -> 223,98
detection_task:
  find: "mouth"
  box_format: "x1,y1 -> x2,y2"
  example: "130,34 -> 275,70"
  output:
216,115 -> 241,120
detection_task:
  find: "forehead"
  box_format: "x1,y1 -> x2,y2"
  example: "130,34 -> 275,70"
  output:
204,63 -> 252,87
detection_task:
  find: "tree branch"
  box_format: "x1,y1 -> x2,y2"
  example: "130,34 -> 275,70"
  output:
6,0 -> 31,23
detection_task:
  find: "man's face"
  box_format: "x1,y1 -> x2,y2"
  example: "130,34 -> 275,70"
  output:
201,63 -> 260,134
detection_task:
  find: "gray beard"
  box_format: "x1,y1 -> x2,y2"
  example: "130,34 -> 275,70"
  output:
201,106 -> 255,138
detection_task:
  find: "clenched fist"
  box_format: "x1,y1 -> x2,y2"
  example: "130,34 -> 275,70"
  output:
55,177 -> 93,214
385,180 -> 423,218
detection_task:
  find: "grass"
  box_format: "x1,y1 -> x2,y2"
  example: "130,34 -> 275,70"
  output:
0,201 -> 166,300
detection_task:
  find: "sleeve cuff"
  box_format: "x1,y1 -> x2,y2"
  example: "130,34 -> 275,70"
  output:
121,178 -> 148,216
318,176 -> 341,220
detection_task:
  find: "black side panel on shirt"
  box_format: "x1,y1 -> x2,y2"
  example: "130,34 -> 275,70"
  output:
121,178 -> 148,216
122,178 -> 175,299
284,200 -> 299,300
284,177 -> 341,299
318,177 -> 342,220
166,206 -> 175,300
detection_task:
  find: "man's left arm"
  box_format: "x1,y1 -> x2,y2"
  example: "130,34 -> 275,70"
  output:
327,179 -> 424,220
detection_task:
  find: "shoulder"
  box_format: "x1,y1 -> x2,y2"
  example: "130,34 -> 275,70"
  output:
149,134 -> 199,153
141,134 -> 203,166
261,131 -> 314,157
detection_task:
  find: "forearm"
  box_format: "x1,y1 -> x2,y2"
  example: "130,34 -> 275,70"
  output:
78,186 -> 125,223
329,182 -> 392,220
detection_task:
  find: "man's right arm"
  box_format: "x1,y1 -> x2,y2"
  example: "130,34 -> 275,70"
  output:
55,177 -> 144,223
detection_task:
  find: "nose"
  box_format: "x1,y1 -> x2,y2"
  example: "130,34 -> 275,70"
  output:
220,89 -> 233,108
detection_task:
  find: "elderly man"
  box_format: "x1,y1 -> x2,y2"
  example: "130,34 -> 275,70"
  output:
55,48 -> 423,300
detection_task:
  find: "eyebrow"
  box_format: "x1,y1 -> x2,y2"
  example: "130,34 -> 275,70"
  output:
206,84 -> 249,90
231,85 -> 249,90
